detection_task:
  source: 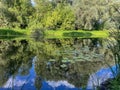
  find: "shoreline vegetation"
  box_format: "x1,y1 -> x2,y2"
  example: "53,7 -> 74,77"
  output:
0,28 -> 29,36
0,28 -> 110,39
45,30 -> 109,38
0,0 -> 120,89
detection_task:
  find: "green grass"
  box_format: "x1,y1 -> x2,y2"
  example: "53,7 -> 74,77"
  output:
0,28 -> 31,40
0,28 -> 29,36
0,28 -> 110,39
45,30 -> 109,38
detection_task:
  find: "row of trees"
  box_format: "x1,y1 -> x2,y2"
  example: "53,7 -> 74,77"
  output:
0,0 -> 120,30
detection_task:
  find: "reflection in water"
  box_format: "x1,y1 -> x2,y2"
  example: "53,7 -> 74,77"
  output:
0,38 -> 115,90
0,40 -> 33,88
0,57 -> 116,90
87,65 -> 117,89
2,57 -> 36,90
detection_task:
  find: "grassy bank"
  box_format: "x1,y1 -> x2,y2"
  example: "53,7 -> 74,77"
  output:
0,28 -> 32,40
45,30 -> 109,38
0,28 -> 30,36
0,28 -> 110,39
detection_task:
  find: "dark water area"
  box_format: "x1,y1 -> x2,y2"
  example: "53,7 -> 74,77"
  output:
0,38 -> 116,90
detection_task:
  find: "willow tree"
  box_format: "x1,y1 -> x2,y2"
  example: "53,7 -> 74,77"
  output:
73,0 -> 120,30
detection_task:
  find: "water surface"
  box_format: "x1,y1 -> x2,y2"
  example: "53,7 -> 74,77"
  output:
0,38 -> 115,90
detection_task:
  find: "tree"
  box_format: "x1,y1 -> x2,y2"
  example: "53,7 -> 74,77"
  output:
0,1 -> 14,27
0,0 -> 34,29
29,0 -> 53,29
1,0 -> 119,30
29,0 -> 75,30
109,2 -> 120,30
73,0 -> 120,30
43,2 -> 75,30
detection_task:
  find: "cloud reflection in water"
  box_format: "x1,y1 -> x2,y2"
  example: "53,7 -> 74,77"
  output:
1,57 -> 116,90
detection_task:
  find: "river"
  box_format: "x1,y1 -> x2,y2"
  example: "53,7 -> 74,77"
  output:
0,38 -> 116,90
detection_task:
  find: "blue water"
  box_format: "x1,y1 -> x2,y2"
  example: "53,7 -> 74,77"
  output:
0,57 -> 117,90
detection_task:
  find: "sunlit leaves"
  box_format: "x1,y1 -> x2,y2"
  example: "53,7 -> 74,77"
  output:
44,4 -> 75,30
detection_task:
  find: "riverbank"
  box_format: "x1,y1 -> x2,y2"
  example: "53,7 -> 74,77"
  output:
45,30 -> 109,38
0,28 -> 110,39
0,28 -> 29,36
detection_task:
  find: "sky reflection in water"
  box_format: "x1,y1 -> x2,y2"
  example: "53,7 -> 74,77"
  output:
1,57 -> 116,90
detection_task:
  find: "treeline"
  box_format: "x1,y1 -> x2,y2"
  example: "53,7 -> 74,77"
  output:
0,0 -> 120,30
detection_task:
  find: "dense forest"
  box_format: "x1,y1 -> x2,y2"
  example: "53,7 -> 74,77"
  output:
0,0 -> 120,31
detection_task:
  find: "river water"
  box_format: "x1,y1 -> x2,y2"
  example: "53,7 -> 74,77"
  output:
0,38 -> 116,90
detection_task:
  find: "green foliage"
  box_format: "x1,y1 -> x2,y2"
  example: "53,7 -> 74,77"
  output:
0,2 -> 13,27
103,29 -> 120,89
109,78 -> 120,90
0,0 -> 119,32
32,38 -> 114,88
0,40 -> 34,86
40,3 -> 75,30
0,37 -> 115,88
29,0 -> 53,29
73,0 -> 120,30
0,0 -> 34,29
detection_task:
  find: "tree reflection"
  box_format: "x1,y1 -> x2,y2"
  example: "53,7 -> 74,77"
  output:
0,40 -> 34,86
33,38 -> 114,88
0,38 -> 115,88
